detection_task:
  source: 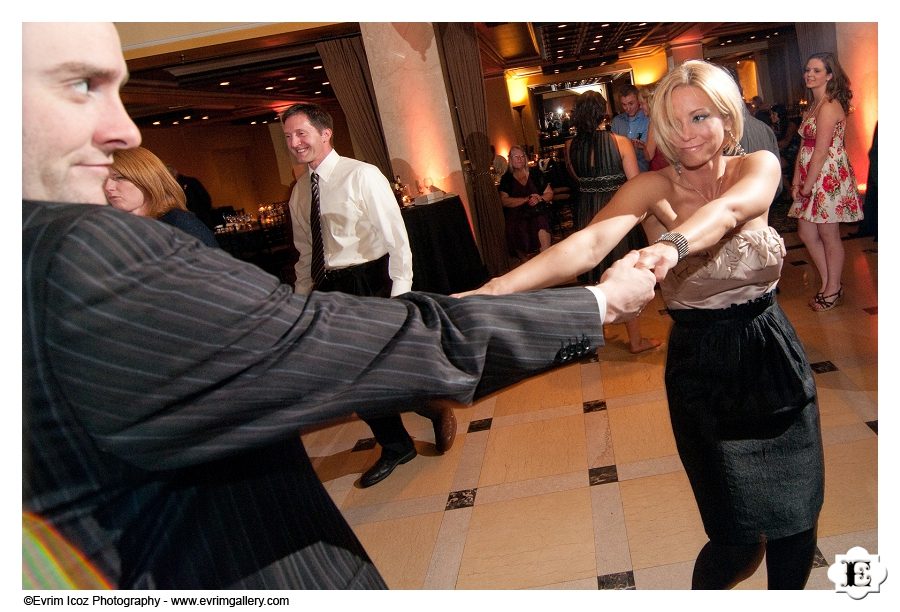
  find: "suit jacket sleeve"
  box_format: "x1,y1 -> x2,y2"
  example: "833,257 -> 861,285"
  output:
39,207 -> 603,471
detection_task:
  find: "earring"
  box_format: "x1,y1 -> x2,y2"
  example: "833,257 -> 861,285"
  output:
724,130 -> 746,156
674,160 -> 683,174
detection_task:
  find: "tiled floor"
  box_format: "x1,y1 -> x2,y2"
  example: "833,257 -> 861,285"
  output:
301,227 -> 878,590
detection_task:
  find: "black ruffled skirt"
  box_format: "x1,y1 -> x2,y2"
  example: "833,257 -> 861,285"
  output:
665,292 -> 824,544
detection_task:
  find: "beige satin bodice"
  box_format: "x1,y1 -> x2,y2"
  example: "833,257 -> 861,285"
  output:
660,227 -> 785,310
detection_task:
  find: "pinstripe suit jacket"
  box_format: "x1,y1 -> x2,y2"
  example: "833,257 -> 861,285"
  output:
23,200 -> 604,589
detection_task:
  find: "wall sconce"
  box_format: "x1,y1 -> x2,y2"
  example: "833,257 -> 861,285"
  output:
513,104 -> 527,143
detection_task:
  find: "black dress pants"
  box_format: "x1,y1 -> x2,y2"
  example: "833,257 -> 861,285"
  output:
316,254 -> 414,457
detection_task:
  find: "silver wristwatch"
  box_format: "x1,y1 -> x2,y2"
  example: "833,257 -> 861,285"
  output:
654,232 -> 689,262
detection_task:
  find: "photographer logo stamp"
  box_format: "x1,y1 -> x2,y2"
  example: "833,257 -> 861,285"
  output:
827,546 -> 887,599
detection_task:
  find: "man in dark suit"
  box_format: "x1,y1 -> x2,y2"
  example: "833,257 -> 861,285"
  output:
169,166 -> 215,229
22,22 -> 656,589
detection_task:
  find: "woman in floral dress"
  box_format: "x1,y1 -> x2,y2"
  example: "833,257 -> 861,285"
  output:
788,52 -> 863,311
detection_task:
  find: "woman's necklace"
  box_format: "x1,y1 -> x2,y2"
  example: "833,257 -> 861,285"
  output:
676,166 -> 724,203
806,96 -> 824,119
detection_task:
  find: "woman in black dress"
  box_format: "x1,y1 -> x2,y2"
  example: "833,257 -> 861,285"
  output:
498,145 -> 554,260
566,90 -> 660,354
463,61 -> 823,589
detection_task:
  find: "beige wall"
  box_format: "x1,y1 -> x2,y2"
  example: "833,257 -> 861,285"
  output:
360,23 -> 466,204
837,22 -> 878,184
139,124 -> 291,212
484,76 -> 518,160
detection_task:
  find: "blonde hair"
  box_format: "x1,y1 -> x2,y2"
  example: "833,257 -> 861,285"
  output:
110,147 -> 187,218
650,60 -> 744,165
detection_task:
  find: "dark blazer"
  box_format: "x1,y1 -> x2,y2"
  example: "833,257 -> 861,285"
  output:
23,200 -> 603,589
158,207 -> 219,248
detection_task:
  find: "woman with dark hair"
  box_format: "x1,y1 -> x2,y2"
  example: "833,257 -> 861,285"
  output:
788,52 -> 863,310
565,89 -> 659,353
104,147 -> 219,247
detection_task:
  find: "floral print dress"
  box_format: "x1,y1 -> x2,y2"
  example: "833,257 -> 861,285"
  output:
788,114 -> 863,223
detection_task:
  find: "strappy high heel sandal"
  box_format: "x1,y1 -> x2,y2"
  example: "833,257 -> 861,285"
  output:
811,287 -> 843,311
808,292 -> 824,308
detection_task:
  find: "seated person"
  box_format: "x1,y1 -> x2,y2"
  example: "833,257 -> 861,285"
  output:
499,145 -> 553,258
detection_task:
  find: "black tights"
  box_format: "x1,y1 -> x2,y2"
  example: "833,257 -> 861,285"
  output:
691,528 -> 817,589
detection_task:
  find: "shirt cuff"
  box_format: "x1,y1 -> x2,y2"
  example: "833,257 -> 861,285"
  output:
584,286 -> 607,326
390,280 -> 413,296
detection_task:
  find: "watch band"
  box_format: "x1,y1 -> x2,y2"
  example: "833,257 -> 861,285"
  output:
654,231 -> 689,262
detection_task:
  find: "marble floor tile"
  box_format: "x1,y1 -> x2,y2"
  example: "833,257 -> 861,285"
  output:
618,471 -> 707,570
352,511 -> 445,589
456,487 -> 597,589
605,396 -> 678,465
478,414 -> 587,487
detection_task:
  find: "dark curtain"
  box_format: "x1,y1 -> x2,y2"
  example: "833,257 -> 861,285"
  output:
794,23 -> 838,67
315,37 -> 393,180
433,22 -> 511,277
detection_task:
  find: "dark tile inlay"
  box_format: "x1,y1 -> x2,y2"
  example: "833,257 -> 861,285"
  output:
790,259 -> 809,266
597,570 -> 636,590
864,306 -> 877,315
813,547 -> 828,569
589,465 -> 618,486
351,437 -> 377,452
467,418 -> 493,433
583,399 -> 608,413
810,360 -> 839,374
446,488 -> 476,510
867,420 -> 878,434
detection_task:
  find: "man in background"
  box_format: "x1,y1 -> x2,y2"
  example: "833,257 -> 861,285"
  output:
168,165 -> 215,229
283,102 -> 456,488
611,84 -> 650,172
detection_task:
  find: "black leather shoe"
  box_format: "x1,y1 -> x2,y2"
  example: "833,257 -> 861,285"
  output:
359,449 -> 416,488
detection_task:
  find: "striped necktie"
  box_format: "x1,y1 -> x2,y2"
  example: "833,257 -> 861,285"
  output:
309,172 -> 326,289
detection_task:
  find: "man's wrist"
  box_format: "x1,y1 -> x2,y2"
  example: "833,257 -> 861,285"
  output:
584,285 -> 607,326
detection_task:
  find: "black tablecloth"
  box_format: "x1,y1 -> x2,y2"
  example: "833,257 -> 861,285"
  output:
402,194 -> 487,295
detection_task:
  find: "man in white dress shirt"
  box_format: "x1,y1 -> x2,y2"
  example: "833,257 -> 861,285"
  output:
283,103 -> 456,487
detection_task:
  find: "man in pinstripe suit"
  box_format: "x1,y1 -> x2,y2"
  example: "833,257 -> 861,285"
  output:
22,23 -> 656,589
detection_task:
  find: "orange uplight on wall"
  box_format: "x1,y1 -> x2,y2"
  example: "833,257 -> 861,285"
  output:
506,74 -> 529,107
630,52 -> 669,86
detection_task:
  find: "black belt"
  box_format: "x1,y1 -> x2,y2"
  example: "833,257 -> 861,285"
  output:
320,253 -> 388,280
667,291 -> 775,325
